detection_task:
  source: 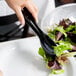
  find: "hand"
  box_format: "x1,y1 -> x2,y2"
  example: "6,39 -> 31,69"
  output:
5,0 -> 38,25
0,70 -> 3,76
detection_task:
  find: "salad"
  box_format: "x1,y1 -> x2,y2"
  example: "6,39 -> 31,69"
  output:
38,18 -> 76,75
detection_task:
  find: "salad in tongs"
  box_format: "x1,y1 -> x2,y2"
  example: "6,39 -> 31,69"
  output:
38,18 -> 76,75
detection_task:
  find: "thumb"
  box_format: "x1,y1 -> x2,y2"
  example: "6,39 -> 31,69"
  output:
14,7 -> 25,25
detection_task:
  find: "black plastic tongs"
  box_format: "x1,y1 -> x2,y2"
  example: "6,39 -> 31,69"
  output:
23,8 -> 56,57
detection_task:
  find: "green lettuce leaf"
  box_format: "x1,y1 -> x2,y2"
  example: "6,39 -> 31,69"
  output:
65,25 -> 76,32
48,33 -> 55,41
54,41 -> 72,56
54,26 -> 67,37
51,69 -> 64,74
38,47 -> 45,57
38,47 -> 53,62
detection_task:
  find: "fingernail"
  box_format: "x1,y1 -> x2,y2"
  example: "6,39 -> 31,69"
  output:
36,18 -> 38,23
21,20 -> 25,26
35,14 -> 38,23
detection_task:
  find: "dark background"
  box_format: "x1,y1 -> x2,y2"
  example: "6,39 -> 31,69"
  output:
55,0 -> 76,7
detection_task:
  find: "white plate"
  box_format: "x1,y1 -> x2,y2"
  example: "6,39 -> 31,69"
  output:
0,37 -> 76,76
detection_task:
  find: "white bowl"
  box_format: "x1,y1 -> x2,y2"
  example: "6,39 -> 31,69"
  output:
41,3 -> 76,33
